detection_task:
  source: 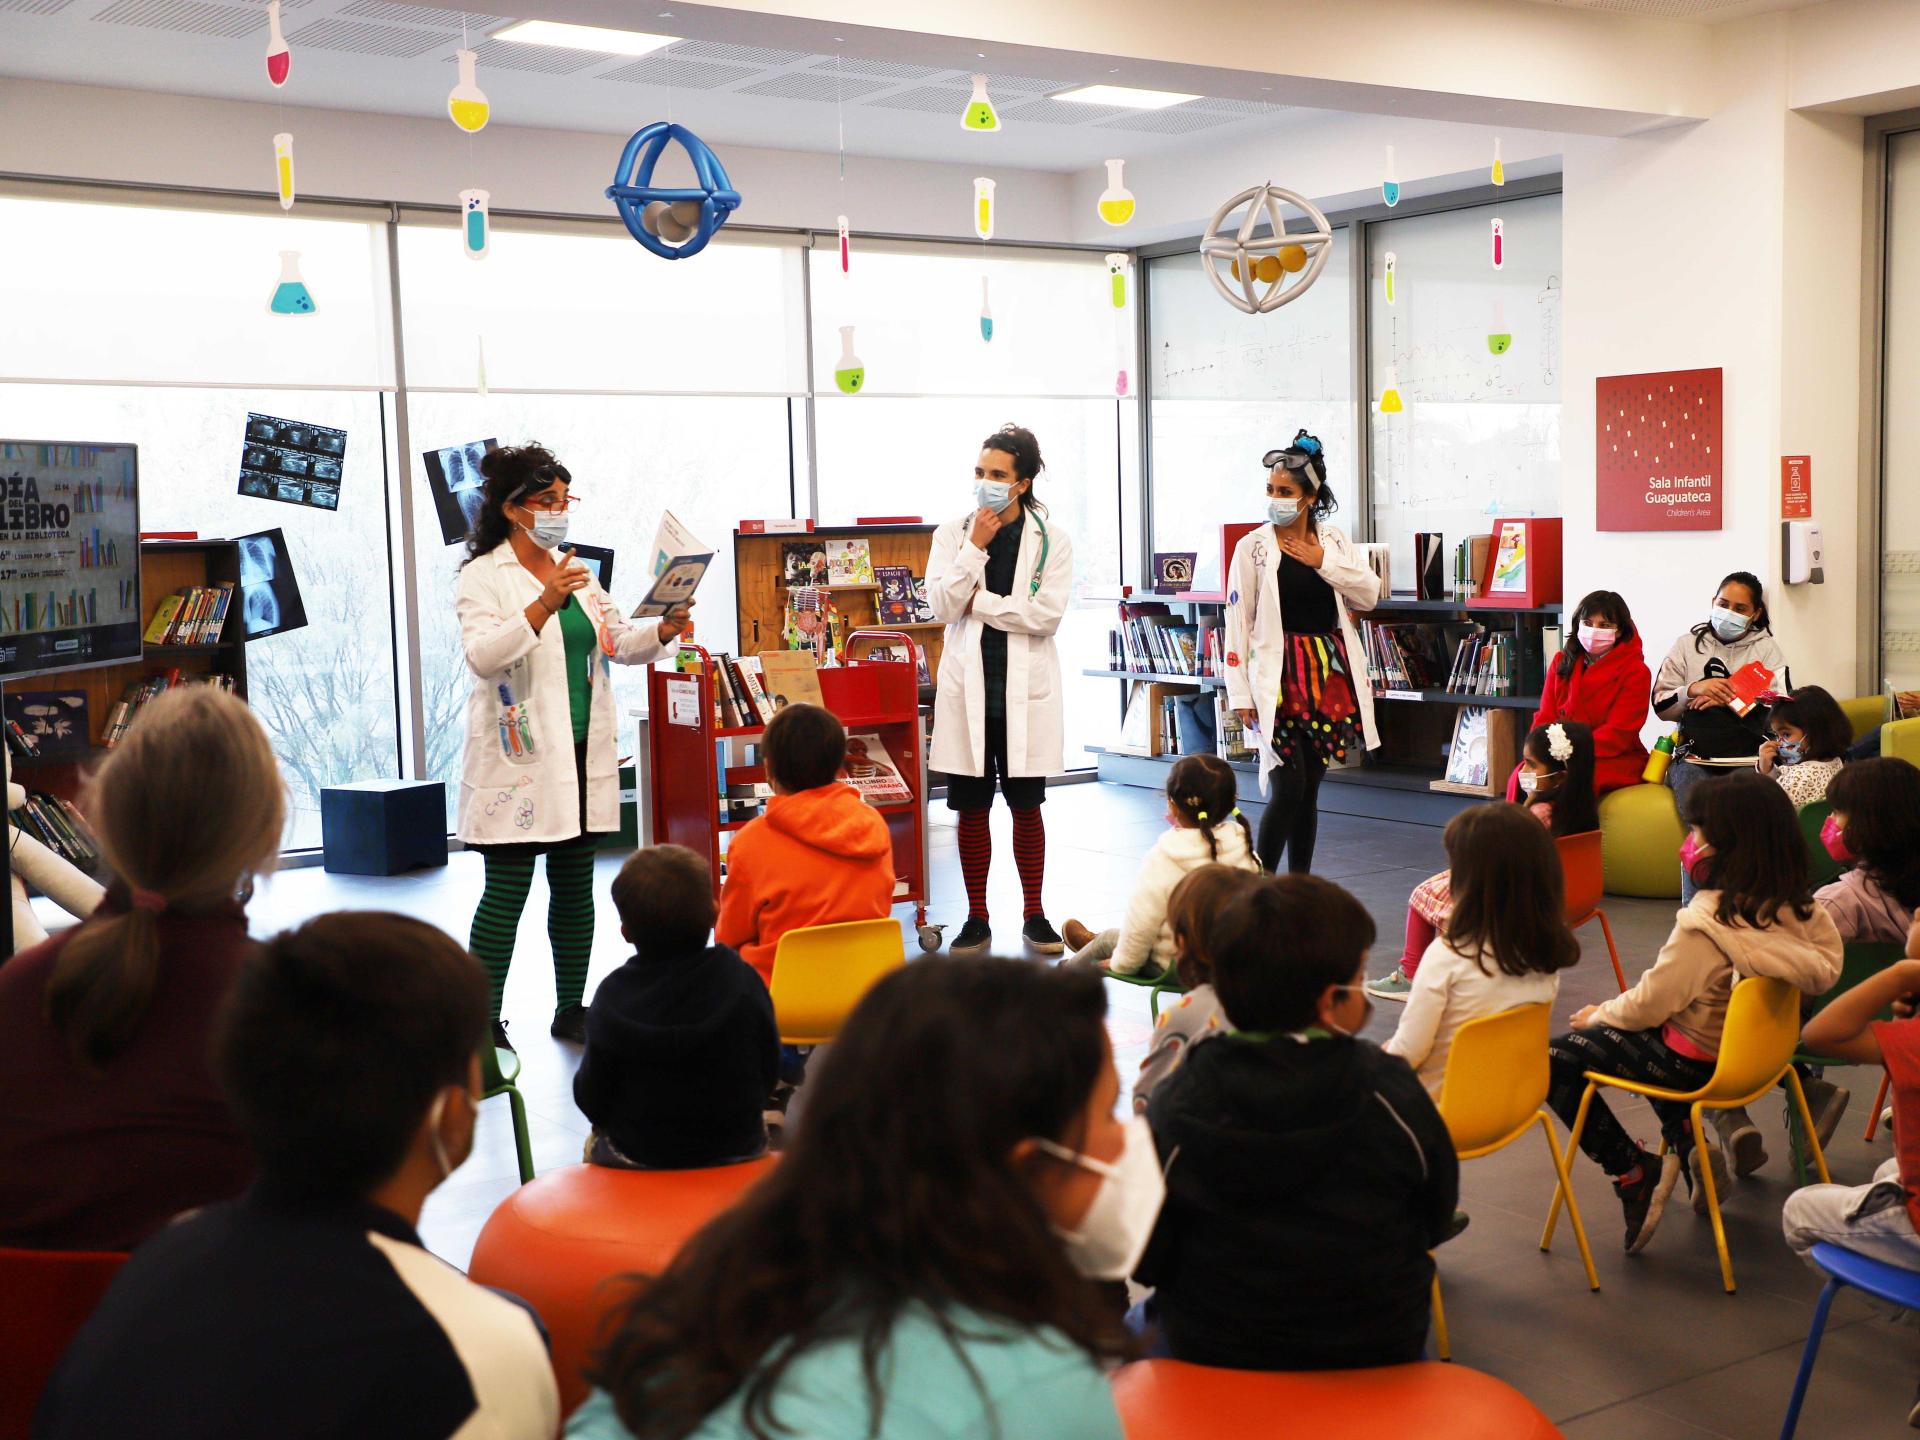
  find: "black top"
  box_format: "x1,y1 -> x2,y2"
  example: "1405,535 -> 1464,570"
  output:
35,1182 -> 556,1440
979,512 -> 1025,721
1277,551 -> 1338,636
573,943 -> 780,1168
1138,1032 -> 1458,1371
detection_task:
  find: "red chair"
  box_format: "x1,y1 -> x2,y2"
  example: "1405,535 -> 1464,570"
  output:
0,1246 -> 128,1440
467,1158 -> 775,1417
1556,830 -> 1627,993
1111,1358 -> 1564,1439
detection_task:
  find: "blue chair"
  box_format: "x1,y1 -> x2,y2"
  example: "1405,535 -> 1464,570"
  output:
1780,1241 -> 1920,1439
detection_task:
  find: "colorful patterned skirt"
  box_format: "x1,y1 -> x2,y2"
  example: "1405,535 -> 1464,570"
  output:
1272,631 -> 1364,768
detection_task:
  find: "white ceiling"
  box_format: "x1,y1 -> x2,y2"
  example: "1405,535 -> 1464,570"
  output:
0,0 -> 1313,169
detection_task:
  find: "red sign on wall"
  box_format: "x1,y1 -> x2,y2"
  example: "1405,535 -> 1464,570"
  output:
1595,367 -> 1723,531
1781,455 -> 1812,519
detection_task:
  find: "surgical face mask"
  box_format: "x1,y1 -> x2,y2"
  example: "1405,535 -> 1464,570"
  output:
1775,740 -> 1804,765
520,509 -> 571,551
1578,623 -> 1616,659
1519,770 -> 1540,795
426,1087 -> 475,1182
975,479 -> 1014,512
1820,813 -> 1856,865
1325,983 -> 1374,1038
1033,1114 -> 1165,1280
1267,498 -> 1302,527
1709,604 -> 1752,642
1679,833 -> 1712,886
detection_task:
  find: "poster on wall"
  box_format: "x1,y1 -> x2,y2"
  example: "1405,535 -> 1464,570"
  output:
422,438 -> 498,547
235,527 -> 309,640
1595,368 -> 1721,531
1781,455 -> 1812,519
238,414 -> 345,511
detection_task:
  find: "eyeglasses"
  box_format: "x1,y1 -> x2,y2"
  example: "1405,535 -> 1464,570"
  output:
519,493 -> 580,513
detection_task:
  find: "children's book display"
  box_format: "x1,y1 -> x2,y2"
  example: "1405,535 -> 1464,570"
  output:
841,732 -> 912,804
103,670 -> 237,747
1109,599 -> 1218,678
782,543 -> 829,587
142,584 -> 236,645
1443,707 -> 1493,787
875,565 -> 914,624
825,538 -> 874,586
756,649 -> 827,710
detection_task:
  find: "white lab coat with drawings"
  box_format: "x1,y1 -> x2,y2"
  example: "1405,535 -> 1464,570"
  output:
1221,522 -> 1382,795
455,544 -> 673,846
925,509 -> 1074,779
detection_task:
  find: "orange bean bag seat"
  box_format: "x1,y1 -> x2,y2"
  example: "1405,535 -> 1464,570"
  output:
1112,1358 -> 1564,1439
467,1158 -> 775,1416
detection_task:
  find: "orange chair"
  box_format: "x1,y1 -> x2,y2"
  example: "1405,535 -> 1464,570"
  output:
1556,830 -> 1627,993
0,1246 -> 128,1440
467,1158 -> 775,1416
1111,1358 -> 1564,1439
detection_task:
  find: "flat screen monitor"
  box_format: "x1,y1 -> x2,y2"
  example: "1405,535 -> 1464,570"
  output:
0,441 -> 141,679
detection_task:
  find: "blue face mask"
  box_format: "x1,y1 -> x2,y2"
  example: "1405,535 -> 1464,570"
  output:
1776,740 -> 1804,765
976,480 -> 1014,512
1709,604 -> 1751,642
1268,498 -> 1302,527
522,510 -> 570,551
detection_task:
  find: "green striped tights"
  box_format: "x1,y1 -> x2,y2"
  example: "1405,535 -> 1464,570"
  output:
468,835 -> 598,1019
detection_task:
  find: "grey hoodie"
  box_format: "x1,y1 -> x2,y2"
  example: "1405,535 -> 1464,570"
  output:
1652,625 -> 1789,721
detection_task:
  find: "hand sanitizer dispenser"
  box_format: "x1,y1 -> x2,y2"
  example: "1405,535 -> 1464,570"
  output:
1783,520 -> 1824,585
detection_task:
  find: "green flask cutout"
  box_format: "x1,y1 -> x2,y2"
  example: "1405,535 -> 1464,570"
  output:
960,74 -> 1000,132
834,326 -> 865,395
1487,299 -> 1511,355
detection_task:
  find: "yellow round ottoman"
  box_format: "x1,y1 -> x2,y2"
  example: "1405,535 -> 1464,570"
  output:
1599,784 -> 1684,899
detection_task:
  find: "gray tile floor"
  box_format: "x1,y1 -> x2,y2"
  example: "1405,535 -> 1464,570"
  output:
243,782 -> 1914,1438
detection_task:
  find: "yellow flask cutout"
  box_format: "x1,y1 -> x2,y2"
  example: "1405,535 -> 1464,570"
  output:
1491,137 -> 1506,187
448,49 -> 490,134
973,177 -> 996,241
1097,159 -> 1135,226
1379,365 -> 1405,414
272,132 -> 295,211
960,74 -> 1001,132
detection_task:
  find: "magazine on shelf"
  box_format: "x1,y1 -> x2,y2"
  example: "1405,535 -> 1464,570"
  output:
840,733 -> 913,804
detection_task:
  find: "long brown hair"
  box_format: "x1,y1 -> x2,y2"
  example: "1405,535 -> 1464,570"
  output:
1684,770 -> 1815,929
588,959 -> 1130,1439
1166,753 -> 1252,864
45,687 -> 284,1070
1166,862 -> 1264,991
1443,804 -> 1580,979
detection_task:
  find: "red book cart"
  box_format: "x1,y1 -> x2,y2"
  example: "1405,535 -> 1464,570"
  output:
647,634 -> 936,948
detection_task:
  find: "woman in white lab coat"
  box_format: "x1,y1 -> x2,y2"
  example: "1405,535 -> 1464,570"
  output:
1223,431 -> 1381,873
455,444 -> 688,1048
925,425 -> 1075,957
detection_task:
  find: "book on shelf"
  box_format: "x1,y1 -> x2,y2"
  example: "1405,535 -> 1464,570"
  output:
1214,695 -> 1259,763
1358,620 -> 1465,692
12,790 -> 99,869
756,650 -> 826,710
907,577 -> 937,624
825,538 -> 875,586
840,733 -> 913,805
1108,599 -> 1214,679
875,565 -> 915,625
102,669 -> 235,748
1443,708 -> 1494,787
735,655 -> 773,719
781,542 -> 829,587
142,583 -> 235,646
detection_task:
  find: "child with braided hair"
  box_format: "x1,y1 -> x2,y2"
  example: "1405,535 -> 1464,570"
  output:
1062,754 -> 1261,977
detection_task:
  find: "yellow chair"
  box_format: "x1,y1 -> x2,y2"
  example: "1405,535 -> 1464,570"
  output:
768,918 -> 907,1047
1428,1004 -> 1599,1360
1837,693 -> 1887,744
1883,716 -> 1920,766
1544,976 -> 1831,1293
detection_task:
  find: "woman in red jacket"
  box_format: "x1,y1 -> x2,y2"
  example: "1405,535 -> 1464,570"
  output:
1508,590 -> 1650,800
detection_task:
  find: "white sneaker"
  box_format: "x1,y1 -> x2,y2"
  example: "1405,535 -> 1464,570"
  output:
1691,1142 -> 1732,1216
1711,1106 -> 1768,1178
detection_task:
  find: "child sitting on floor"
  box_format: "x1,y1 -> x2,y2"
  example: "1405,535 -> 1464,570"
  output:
1130,862 -> 1264,1114
1817,757 -> 1920,945
1756,684 -> 1850,807
1062,754 -> 1260,975
1546,772 -> 1842,1255
1369,720 -> 1598,1000
574,845 -> 779,1170
1384,803 -> 1581,1096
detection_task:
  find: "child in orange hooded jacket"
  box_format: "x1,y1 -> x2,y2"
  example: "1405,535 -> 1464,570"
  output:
717,703 -> 896,988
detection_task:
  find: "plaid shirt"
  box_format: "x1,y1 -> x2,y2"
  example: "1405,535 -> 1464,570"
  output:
979,512 -> 1025,720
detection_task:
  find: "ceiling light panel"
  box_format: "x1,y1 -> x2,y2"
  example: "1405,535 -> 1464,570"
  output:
1052,83 -> 1201,109
491,18 -> 675,55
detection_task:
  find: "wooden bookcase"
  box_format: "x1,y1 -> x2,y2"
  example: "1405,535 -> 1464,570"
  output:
9,539 -> 248,808
732,524 -> 944,689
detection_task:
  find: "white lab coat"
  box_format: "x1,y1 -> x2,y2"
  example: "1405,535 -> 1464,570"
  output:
1221,521 -> 1382,795
925,508 -> 1074,779
455,544 -> 673,846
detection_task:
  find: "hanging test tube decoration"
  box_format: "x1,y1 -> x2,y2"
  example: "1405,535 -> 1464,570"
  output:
978,276 -> 994,343
1384,250 -> 1397,307
448,49 -> 490,133
265,0 -> 290,87
268,249 -> 316,315
460,188 -> 490,261
837,214 -> 850,273
972,177 -> 996,241
1487,298 -> 1511,355
1381,145 -> 1400,207
1378,315 -> 1403,413
272,132 -> 295,211
961,74 -> 1001,132
1098,159 -> 1135,226
1491,216 -> 1505,270
1107,253 -> 1130,397
1491,137 -> 1506,187
834,326 -> 866,395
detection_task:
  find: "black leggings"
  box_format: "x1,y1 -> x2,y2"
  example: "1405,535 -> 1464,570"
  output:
1256,750 -> 1328,874
1547,1023 -> 1716,1176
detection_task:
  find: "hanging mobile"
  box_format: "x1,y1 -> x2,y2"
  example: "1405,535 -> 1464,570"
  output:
979,277 -> 994,343
1491,216 -> 1505,270
1381,144 -> 1400,207
1107,253 -> 1131,397
833,326 -> 866,394
460,188 -> 490,260
1097,159 -> 1135,226
837,214 -> 850,273
1487,298 -> 1511,355
1378,363 -> 1404,414
973,176 -> 996,240
961,74 -> 1001,132
448,48 -> 490,133
265,0 -> 290,87
272,132 -> 295,211
268,250 -> 316,315
1491,137 -> 1506,187
1384,250 -> 1397,306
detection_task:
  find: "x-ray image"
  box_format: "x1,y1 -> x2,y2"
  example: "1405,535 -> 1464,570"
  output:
234,528 -> 308,640
422,438 -> 498,547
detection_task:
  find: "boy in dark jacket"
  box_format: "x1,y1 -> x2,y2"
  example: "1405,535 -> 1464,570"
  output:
574,845 -> 780,1169
1137,874 -> 1458,1370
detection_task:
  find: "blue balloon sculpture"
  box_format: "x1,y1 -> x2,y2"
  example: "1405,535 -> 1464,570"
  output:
606,122 -> 741,260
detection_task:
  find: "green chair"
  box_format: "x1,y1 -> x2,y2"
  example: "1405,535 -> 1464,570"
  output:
1788,941 -> 1905,1177
1598,783 -> 1685,900
1837,694 -> 1888,744
1883,717 -> 1920,766
1799,801 -> 1846,889
1106,965 -> 1185,1020
481,1039 -> 535,1185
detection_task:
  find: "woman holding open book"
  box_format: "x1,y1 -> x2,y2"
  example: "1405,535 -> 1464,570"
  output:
455,444 -> 690,1047
1223,431 -> 1381,874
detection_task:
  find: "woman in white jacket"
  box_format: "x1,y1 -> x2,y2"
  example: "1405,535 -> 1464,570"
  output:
925,425 -> 1074,957
455,445 -> 687,1047
1223,431 -> 1381,873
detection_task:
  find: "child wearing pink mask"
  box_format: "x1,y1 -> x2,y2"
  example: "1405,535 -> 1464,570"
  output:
1817,758 -> 1920,945
1507,590 -> 1650,801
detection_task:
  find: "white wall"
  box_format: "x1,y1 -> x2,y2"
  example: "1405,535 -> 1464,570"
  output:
0,79 -> 1076,244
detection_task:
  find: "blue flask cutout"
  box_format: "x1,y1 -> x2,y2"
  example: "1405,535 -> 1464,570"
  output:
268,249 -> 316,315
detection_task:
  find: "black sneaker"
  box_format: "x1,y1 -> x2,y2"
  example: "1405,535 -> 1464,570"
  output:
1443,1210 -> 1471,1245
950,917 -> 992,954
549,1003 -> 589,1044
1022,917 -> 1066,955
491,1019 -> 514,1053
1618,1148 -> 1683,1254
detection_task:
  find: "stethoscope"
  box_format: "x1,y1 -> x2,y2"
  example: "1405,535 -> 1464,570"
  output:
965,507 -> 1049,598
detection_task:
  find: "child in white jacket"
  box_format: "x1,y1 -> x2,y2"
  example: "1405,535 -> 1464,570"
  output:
1063,754 -> 1262,977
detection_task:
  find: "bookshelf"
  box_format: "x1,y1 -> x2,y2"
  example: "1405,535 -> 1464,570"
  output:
9,540 -> 248,814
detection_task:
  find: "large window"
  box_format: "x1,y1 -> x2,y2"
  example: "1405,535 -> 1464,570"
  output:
1365,194 -> 1562,583
1145,231 -> 1354,594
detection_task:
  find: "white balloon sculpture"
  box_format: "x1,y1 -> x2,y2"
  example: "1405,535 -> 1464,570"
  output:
1199,182 -> 1335,315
